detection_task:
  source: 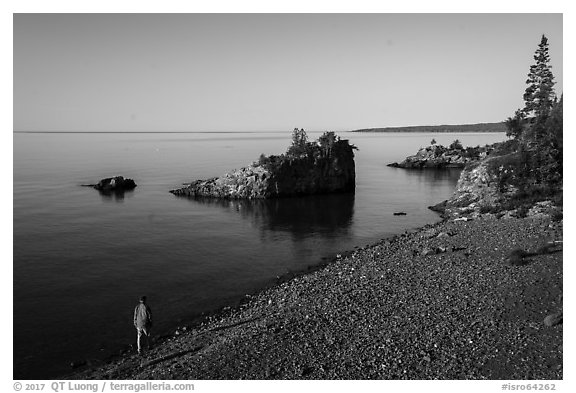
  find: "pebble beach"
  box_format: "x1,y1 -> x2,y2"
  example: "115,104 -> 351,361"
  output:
73,214 -> 563,380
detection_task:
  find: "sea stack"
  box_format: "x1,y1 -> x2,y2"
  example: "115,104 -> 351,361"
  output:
170,130 -> 356,199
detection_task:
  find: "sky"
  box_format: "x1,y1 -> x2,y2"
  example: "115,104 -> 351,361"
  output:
13,13 -> 563,132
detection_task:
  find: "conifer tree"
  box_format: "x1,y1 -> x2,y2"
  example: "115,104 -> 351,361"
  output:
505,109 -> 525,139
287,128 -> 309,157
501,35 -> 562,201
522,34 -> 556,119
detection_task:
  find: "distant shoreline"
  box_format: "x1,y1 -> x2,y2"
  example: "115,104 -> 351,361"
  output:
352,122 -> 507,133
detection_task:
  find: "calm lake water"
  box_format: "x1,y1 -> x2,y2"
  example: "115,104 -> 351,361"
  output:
13,131 -> 507,379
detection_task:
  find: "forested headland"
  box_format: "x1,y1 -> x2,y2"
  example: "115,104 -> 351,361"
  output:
352,122 -> 507,133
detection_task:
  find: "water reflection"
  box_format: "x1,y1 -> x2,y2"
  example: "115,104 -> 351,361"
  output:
398,167 -> 462,185
185,193 -> 355,240
98,188 -> 135,202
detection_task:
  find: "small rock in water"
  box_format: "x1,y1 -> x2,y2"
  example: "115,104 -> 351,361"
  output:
93,176 -> 137,192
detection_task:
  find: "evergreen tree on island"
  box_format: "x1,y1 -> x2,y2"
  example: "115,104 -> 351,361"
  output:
287,128 -> 309,157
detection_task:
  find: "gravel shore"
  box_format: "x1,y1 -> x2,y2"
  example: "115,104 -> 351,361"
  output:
73,215 -> 562,380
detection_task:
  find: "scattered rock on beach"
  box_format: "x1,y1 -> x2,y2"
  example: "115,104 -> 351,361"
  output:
507,249 -> 530,266
421,247 -> 437,256
544,312 -> 562,327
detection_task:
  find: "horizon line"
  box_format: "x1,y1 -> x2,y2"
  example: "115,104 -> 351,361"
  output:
13,130 -> 345,134
13,121 -> 506,134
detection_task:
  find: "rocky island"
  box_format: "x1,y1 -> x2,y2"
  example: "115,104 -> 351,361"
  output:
82,176 -> 137,192
387,140 -> 493,169
170,129 -> 356,199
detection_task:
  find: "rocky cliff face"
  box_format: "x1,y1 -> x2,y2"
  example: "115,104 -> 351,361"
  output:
171,165 -> 271,199
388,144 -> 492,169
389,143 -> 523,218
170,139 -> 356,199
429,151 -> 560,219
429,156 -> 508,217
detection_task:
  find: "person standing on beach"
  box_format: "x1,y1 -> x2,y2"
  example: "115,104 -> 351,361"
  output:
133,296 -> 152,355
